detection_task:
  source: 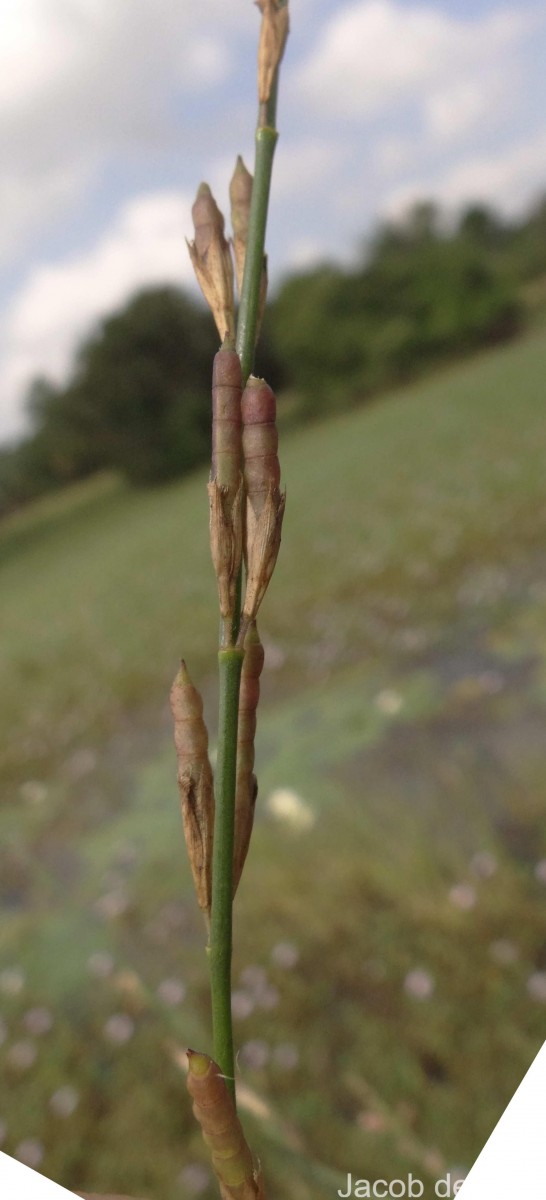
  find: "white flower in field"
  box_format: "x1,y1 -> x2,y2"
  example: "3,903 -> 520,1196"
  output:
489,939 -> 518,965
23,1007 -> 53,1036
272,1042 -> 299,1070
471,851 -> 497,879
404,968 -> 435,1000
240,965 -> 267,992
15,1139 -> 44,1168
527,972 -> 546,1003
87,950 -> 115,978
240,1039 -> 270,1070
240,960 -> 268,988
0,966 -> 25,995
19,780 -> 48,805
534,860 -> 546,885
476,671 -> 504,695
266,787 -> 315,830
231,990 -> 255,1020
270,941 -> 299,969
374,688 -> 403,716
49,1086 -> 80,1118
64,748 -> 97,779
357,1110 -> 387,1134
103,1013 -> 135,1044
157,979 -> 186,1007
256,984 -> 280,1011
6,1040 -> 37,1072
449,883 -> 476,911
178,1163 -> 210,1195
94,887 -> 130,920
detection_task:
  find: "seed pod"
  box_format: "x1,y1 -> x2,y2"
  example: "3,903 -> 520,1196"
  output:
257,0 -> 290,106
187,183 -> 235,340
242,377 -> 281,522
233,623 -> 264,895
212,340 -> 243,495
170,662 -> 214,921
187,1051 -> 265,1199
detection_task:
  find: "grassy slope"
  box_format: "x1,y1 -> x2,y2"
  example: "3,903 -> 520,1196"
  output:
1,331 -> 546,1197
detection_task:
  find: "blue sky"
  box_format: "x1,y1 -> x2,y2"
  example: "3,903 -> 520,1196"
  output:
2,0 -> 546,444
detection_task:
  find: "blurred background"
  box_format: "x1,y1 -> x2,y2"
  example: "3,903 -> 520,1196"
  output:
2,1 -> 546,1197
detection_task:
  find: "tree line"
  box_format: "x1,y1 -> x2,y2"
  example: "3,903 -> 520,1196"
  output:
1,196 -> 546,515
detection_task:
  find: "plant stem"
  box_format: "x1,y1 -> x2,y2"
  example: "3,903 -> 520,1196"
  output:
236,76 -> 281,385
209,646 -> 244,1100
209,63 -> 283,1111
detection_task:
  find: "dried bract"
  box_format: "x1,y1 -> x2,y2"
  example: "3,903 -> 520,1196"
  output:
188,183 -> 235,340
208,478 -> 244,645
230,156 -> 253,296
257,0 -> 290,106
170,662 -> 215,920
240,483 -> 285,640
233,623 -> 264,895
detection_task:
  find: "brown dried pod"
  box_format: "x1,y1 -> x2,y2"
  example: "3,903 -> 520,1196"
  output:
170,662 -> 215,921
257,0 -> 290,107
212,340 -> 243,495
233,622 -> 265,895
187,1051 -> 265,1199
208,477 -> 243,646
187,183 -> 235,340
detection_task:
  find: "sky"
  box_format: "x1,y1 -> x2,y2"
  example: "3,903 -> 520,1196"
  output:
1,0 -> 546,445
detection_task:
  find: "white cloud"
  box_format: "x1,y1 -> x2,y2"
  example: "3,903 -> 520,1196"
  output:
0,0 -> 249,267
273,137 -> 346,199
296,0 -> 532,128
385,128 -> 546,218
0,189 -> 197,441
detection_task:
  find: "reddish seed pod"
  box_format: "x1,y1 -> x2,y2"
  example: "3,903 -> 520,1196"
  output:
233,623 -> 264,896
242,377 -> 281,520
212,341 -> 243,494
186,1051 -> 264,1198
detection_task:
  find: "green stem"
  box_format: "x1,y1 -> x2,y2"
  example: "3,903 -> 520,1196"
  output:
236,75 -> 281,385
209,646 -> 244,1100
209,60 -> 283,1109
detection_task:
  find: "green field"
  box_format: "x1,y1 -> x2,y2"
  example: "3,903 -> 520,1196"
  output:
2,330 -> 546,1198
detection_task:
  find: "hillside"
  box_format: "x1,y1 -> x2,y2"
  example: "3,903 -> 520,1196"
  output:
1,330 -> 546,1198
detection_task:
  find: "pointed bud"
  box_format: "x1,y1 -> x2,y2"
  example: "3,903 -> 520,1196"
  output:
187,1051 -> 264,1198
187,183 -> 235,340
257,0 -> 290,106
233,623 -> 264,896
230,156 -> 253,295
170,662 -> 215,921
